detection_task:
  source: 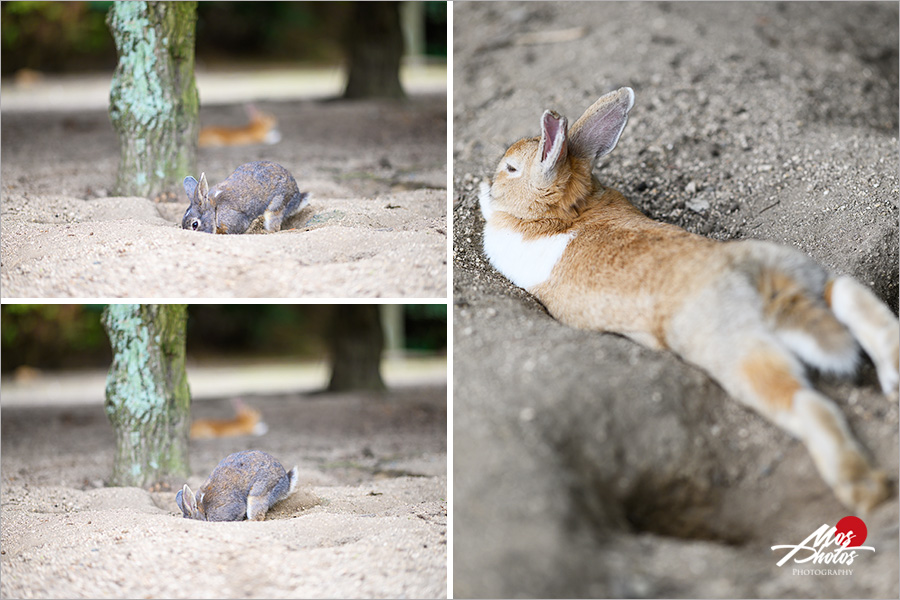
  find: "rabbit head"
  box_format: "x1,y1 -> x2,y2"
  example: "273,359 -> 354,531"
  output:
182,172 -> 220,233
485,87 -> 634,223
175,484 -> 207,520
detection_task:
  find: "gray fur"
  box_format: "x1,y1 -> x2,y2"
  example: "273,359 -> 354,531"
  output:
175,450 -> 299,522
182,161 -> 309,234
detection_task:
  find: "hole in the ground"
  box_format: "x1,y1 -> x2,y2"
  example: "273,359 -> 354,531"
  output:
556,437 -> 752,546
619,476 -> 747,546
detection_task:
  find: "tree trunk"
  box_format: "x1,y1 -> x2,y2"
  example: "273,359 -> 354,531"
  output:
102,304 -> 191,487
327,305 -> 387,392
107,1 -> 199,198
342,1 -> 406,99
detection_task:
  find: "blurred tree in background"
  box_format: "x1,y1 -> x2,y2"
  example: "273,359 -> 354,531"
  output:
1,1 -> 447,76
0,304 -> 447,374
327,305 -> 386,392
342,2 -> 404,99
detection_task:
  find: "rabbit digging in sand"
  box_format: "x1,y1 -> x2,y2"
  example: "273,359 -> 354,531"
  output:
175,450 -> 299,521
479,87 -> 899,513
182,160 -> 309,234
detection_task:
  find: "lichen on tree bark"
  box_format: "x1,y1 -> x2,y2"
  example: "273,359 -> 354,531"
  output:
103,304 -> 191,487
107,1 -> 198,198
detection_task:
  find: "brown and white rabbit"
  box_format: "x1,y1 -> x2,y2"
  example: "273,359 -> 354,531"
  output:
189,398 -> 268,440
198,104 -> 282,148
478,87 -> 899,513
175,450 -> 298,521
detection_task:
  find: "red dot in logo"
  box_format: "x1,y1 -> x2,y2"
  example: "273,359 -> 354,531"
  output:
835,515 -> 867,547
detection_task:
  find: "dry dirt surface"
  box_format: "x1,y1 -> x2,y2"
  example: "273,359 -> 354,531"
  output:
1,95 -> 447,299
453,2 -> 898,599
1,385 -> 447,599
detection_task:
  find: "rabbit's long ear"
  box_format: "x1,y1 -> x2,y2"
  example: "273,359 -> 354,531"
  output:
183,176 -> 199,201
180,484 -> 199,516
533,110 -> 569,187
198,173 -> 209,200
569,87 -> 635,162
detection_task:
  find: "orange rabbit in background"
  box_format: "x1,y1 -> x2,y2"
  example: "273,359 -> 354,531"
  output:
190,398 -> 269,439
198,104 -> 282,148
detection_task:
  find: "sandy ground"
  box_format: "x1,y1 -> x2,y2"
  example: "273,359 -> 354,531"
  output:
0,74 -> 447,299
453,2 -> 898,598
0,378 -> 447,599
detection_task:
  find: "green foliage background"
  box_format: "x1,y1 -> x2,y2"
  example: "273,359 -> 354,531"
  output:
1,304 -> 447,373
1,1 -> 447,75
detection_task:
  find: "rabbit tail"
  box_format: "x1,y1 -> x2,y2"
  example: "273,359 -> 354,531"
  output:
760,269 -> 860,376
286,192 -> 309,218
287,466 -> 300,495
755,255 -> 900,393
736,241 -> 861,376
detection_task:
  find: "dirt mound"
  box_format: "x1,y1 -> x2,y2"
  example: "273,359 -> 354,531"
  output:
1,386 -> 447,598
1,96 -> 447,298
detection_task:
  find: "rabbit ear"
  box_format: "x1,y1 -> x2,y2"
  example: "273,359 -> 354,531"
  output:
180,484 -> 199,516
535,109 -> 569,184
198,173 -> 209,199
568,87 -> 635,162
183,176 -> 198,200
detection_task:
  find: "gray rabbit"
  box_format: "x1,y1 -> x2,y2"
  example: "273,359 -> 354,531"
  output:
175,450 -> 299,521
182,161 -> 309,234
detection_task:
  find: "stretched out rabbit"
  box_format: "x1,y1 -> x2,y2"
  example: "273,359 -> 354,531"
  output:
182,160 -> 309,234
175,450 -> 299,521
478,87 -> 899,513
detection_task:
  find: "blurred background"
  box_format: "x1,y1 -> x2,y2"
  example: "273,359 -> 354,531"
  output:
1,303 -> 447,404
1,1 -> 447,73
1,0 -> 448,110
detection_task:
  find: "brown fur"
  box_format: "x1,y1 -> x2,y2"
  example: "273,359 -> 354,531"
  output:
530,182 -> 720,348
199,109 -> 278,147
190,404 -> 263,439
756,269 -> 854,358
492,139 -> 596,232
823,278 -> 835,306
481,87 -> 898,512
740,349 -> 802,411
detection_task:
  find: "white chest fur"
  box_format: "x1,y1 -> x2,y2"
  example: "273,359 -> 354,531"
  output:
479,182 -> 572,291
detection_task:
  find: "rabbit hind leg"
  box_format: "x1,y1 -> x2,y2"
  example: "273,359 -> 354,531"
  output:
264,192 -> 309,232
728,338 -> 888,512
246,494 -> 269,521
263,194 -> 287,232
827,275 -> 900,394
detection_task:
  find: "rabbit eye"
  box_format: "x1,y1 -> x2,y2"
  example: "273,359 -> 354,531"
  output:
505,163 -> 518,173
191,220 -> 200,230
